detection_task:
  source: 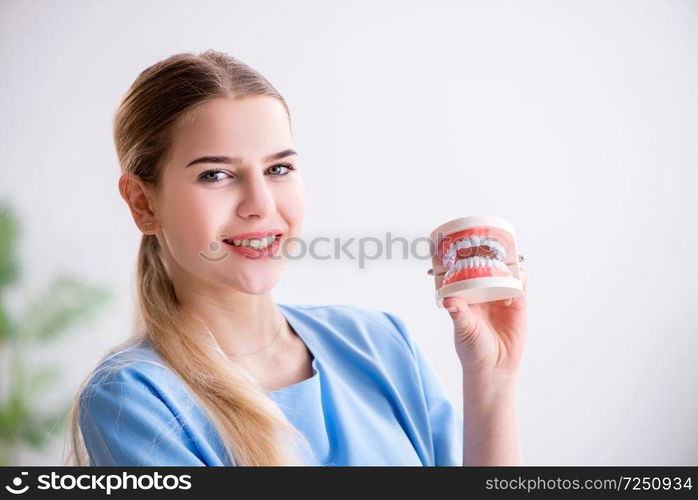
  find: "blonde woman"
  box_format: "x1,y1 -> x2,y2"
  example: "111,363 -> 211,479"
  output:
65,50 -> 528,467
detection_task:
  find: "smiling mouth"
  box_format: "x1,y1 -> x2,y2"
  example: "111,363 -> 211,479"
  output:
222,233 -> 283,249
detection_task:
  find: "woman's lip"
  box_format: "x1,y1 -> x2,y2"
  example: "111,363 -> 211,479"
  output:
222,235 -> 282,259
223,229 -> 283,241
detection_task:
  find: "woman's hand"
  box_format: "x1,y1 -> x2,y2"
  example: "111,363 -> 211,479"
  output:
432,252 -> 527,465
432,256 -> 528,375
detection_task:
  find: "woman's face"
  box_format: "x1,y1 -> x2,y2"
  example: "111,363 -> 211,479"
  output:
149,95 -> 305,296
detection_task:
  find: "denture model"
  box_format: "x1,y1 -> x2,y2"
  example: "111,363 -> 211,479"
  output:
430,215 -> 523,307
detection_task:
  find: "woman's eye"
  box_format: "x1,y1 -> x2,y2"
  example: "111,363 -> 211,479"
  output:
197,163 -> 296,184
267,163 -> 296,176
198,170 -> 230,183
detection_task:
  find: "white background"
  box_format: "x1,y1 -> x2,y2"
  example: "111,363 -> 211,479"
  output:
1,0 -> 696,465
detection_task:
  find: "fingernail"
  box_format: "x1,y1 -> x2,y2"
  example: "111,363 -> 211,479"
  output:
445,306 -> 458,313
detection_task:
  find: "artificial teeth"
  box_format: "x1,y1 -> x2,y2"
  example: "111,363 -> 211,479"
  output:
449,234 -> 510,256
443,248 -> 455,267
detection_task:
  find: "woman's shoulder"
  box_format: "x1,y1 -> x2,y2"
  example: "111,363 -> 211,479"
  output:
278,302 -> 416,359
280,302 -> 404,332
79,337 -> 185,404
77,338 -> 224,466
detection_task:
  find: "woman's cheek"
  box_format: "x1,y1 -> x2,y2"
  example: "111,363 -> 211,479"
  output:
280,180 -> 305,227
165,197 -> 220,266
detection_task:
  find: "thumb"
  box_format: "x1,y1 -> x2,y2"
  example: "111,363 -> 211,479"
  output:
442,296 -> 479,342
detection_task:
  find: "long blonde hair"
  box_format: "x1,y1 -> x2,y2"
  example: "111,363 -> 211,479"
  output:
64,50 -> 310,466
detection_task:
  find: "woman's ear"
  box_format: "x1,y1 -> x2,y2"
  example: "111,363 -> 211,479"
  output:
118,172 -> 159,234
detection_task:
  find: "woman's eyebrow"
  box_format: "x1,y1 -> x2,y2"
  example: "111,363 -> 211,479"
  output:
185,148 -> 297,168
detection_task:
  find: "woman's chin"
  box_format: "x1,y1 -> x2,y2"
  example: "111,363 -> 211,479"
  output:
230,275 -> 282,295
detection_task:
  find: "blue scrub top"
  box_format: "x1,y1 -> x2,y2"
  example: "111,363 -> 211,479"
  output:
79,303 -> 463,466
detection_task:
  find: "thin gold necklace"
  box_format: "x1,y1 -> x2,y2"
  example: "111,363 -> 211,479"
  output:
228,310 -> 284,357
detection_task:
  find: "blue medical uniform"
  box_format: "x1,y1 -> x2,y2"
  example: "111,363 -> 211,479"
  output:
79,303 -> 464,466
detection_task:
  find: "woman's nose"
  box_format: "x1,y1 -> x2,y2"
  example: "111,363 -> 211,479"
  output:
236,174 -> 275,219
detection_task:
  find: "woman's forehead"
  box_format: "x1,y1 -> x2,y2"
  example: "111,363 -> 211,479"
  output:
169,96 -> 293,167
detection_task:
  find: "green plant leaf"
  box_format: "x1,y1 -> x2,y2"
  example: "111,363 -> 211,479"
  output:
0,388 -> 30,442
0,301 -> 17,344
20,406 -> 68,450
0,203 -> 20,287
16,275 -> 111,343
0,385 -> 70,451
0,200 -> 113,461
27,365 -> 62,394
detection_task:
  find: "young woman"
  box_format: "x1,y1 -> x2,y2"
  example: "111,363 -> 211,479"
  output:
65,50 -> 528,467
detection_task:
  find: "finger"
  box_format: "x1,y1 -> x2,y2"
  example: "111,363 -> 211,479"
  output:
519,265 -> 527,296
442,296 -> 479,341
510,265 -> 527,306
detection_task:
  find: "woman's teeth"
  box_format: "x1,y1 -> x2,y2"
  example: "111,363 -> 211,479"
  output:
229,235 -> 276,248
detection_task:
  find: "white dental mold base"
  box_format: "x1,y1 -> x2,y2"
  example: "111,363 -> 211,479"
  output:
430,215 -> 523,308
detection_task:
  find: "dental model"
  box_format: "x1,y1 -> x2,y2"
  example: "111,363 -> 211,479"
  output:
430,215 -> 523,307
